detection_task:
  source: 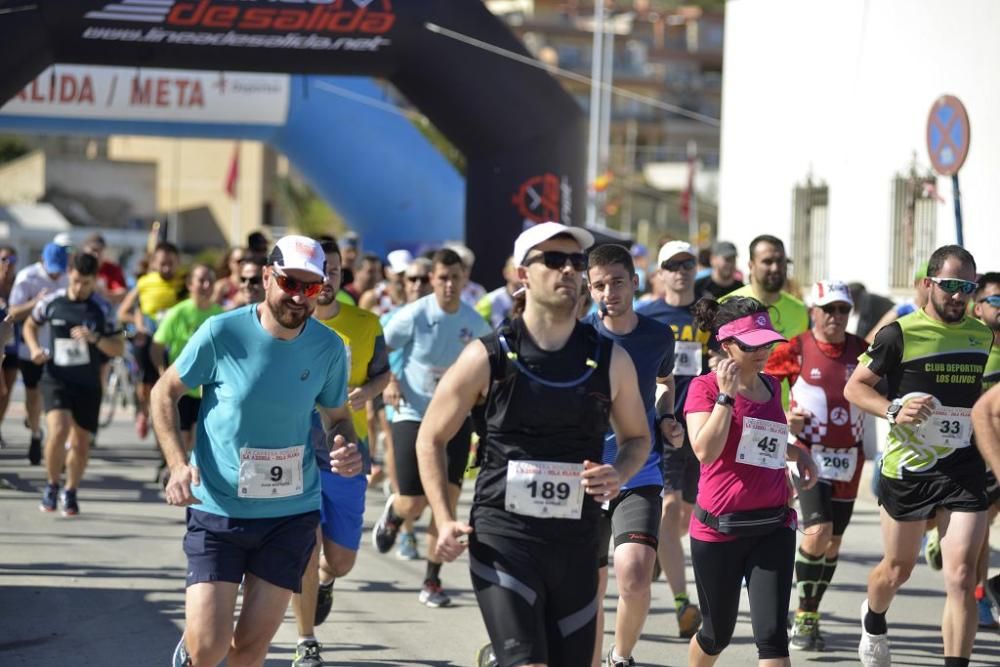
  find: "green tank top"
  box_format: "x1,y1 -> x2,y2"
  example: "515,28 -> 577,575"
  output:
859,308 -> 992,479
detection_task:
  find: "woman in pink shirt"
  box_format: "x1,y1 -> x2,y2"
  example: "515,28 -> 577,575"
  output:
683,296 -> 818,666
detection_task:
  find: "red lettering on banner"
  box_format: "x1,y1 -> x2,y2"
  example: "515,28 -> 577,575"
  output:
16,75 -> 95,105
129,77 -> 206,108
165,0 -> 395,35
203,6 -> 238,28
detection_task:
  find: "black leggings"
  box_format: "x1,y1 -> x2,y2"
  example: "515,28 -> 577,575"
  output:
691,528 -> 795,660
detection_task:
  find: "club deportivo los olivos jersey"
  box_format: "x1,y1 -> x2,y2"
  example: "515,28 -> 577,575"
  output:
860,308 -> 992,480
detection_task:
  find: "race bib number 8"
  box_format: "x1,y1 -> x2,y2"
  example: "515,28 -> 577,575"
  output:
505,460 -> 585,519
736,417 -> 788,469
811,445 -> 858,482
925,406 -> 972,449
53,337 -> 90,367
238,445 -> 305,499
673,341 -> 703,377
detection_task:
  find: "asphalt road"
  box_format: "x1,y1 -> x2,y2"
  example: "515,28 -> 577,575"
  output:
2,394 -> 999,666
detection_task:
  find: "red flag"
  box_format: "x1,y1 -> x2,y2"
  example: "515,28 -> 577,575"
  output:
224,143 -> 240,199
679,154 -> 695,220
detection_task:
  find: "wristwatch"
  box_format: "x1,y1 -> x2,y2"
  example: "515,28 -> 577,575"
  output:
885,399 -> 903,425
715,393 -> 735,408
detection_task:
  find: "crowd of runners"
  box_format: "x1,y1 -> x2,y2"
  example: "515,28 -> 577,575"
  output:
3,224 -> 999,667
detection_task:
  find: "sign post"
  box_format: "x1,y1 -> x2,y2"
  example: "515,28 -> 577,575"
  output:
926,94 -> 971,247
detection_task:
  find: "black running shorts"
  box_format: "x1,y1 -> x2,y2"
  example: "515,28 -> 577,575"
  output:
597,485 -> 662,567
40,377 -> 101,434
469,531 -> 598,667
392,418 -> 472,496
878,472 -> 988,521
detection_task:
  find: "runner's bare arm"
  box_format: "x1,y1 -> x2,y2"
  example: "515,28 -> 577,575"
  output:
417,341 -> 489,526
686,358 -> 738,465
22,316 -> 46,362
607,343 -> 652,484
317,404 -> 363,477
655,374 -> 684,447
150,366 -> 200,505
973,384 -> 1000,476
116,287 -> 139,326
843,364 -> 891,418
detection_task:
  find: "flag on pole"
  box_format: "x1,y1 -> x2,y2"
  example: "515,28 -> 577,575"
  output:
224,143 -> 240,199
679,153 -> 695,221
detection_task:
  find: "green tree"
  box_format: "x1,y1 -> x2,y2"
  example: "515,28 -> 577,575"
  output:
0,135 -> 30,166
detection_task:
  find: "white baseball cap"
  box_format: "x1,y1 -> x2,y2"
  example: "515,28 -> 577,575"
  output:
810,279 -> 854,307
386,249 -> 414,274
513,222 -> 595,266
268,235 -> 326,280
657,240 -> 696,266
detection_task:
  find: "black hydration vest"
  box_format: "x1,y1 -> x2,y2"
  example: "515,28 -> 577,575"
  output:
471,318 -> 613,544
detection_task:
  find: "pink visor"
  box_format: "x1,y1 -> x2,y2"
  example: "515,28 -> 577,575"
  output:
717,312 -> 787,347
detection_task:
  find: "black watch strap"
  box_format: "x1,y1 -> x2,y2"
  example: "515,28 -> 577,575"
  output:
715,393 -> 735,407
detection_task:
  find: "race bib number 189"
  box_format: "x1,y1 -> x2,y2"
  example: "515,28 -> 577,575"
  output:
238,445 -> 305,499
505,460 -> 585,519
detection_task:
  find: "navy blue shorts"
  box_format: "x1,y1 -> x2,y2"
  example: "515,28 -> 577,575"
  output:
319,469 -> 367,550
183,508 -> 320,593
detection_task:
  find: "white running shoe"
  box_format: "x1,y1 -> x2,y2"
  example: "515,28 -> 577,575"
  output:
858,599 -> 891,667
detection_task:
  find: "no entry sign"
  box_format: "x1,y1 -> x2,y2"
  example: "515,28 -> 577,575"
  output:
926,95 -> 970,176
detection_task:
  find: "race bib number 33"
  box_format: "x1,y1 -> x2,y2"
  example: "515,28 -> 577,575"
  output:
238,445 -> 305,499
505,460 -> 585,519
736,417 -> 788,469
925,406 -> 973,449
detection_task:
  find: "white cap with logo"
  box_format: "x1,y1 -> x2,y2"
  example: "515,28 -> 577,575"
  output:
386,249 -> 414,274
657,240 -> 696,266
512,222 -> 595,266
810,280 -> 854,307
268,235 -> 326,280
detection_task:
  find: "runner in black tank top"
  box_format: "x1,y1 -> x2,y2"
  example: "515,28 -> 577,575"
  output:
414,223 -> 651,667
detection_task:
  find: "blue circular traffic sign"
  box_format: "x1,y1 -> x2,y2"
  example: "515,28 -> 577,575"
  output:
926,95 -> 970,176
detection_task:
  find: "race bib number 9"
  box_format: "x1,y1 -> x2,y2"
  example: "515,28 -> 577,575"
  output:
811,445 -> 858,482
925,406 -> 972,449
53,337 -> 90,367
505,460 -> 585,519
238,445 -> 305,499
673,341 -> 703,377
736,417 -> 788,469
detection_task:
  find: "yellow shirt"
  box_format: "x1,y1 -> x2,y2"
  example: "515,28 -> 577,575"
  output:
721,284 -> 809,407
317,303 -> 386,441
136,272 -> 185,320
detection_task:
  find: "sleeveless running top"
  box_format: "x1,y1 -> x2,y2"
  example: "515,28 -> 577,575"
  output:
789,331 -> 867,449
471,318 -> 614,544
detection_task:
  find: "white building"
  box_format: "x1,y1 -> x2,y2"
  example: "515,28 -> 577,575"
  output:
717,0 -> 1000,295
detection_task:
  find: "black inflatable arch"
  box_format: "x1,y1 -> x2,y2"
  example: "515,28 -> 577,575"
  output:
0,0 -> 585,283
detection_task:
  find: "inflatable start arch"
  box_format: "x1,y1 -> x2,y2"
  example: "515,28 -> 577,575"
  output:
0,0 -> 586,282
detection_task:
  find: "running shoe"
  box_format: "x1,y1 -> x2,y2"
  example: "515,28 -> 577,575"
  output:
28,433 -> 42,465
676,600 -> 702,639
606,648 -> 636,666
418,580 -> 451,608
924,527 -> 942,570
396,531 -> 419,560
858,599 -> 891,667
790,611 -> 822,651
978,597 -> 998,629
172,635 -> 192,667
39,483 -> 58,513
986,574 -> 1000,610
476,642 -> 498,667
372,494 -> 402,554
60,489 -> 79,516
292,639 -> 323,667
315,581 -> 334,626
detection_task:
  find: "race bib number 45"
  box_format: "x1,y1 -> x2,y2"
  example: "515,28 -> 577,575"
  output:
238,445 -> 305,499
736,417 -> 788,469
505,460 -> 585,519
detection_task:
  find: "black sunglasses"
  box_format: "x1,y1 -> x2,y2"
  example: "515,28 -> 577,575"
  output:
240,276 -> 263,286
979,295 -> 1000,307
820,304 -> 852,315
929,277 -> 977,295
731,340 -> 776,353
660,258 -> 696,272
406,275 -> 430,284
525,250 -> 588,272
